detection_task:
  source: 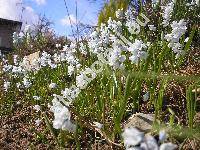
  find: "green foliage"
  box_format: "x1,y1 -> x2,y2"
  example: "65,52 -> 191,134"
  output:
0,0 -> 200,148
98,0 -> 130,25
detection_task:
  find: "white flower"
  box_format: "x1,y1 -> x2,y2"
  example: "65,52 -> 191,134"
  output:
3,63 -> 12,72
35,119 -> 41,126
152,0 -> 159,5
128,40 -> 148,64
159,130 -> 167,142
108,45 -> 126,69
16,101 -> 21,105
3,81 -> 10,91
184,37 -> 189,43
33,96 -> 40,100
140,135 -> 159,150
186,1 -> 195,6
13,55 -> 19,65
122,128 -> 176,150
16,82 -> 21,89
129,51 -> 148,63
106,17 -> 122,32
24,25 -> 31,33
68,65 -> 75,76
22,77 -> 32,88
61,120 -> 76,132
33,105 -> 40,112
148,25 -> 156,31
126,20 -> 140,35
165,19 -> 187,57
76,63 -> 81,69
53,53 -> 60,63
76,68 -> 96,89
70,42 -> 76,50
63,45 -> 69,51
128,40 -> 147,53
56,43 -> 61,48
76,73 -> 89,89
79,43 -> 88,55
195,0 -> 199,6
122,127 -> 144,148
61,86 -> 80,102
162,2 -> 174,27
50,97 -> 76,132
170,20 -> 187,42
13,32 -> 21,44
93,122 -> 103,129
116,9 -> 124,19
127,147 -> 141,150
60,52 -> 66,62
48,60 -> 57,69
147,42 -> 151,47
49,83 -> 57,89
143,92 -> 149,102
47,103 -> 51,108
160,143 -> 177,150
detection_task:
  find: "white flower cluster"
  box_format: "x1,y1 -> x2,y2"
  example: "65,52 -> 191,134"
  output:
165,19 -> 187,57
49,10 -> 151,131
13,32 -> 22,44
162,2 -> 174,27
88,24 -> 112,55
3,45 -> 80,75
88,11 -> 150,69
128,39 -> 148,64
108,46 -> 126,69
152,0 -> 159,7
35,118 -> 41,126
33,96 -> 40,100
107,17 -> 122,33
3,81 -> 10,92
13,25 -> 32,44
22,77 -> 32,88
148,25 -> 156,31
122,127 -> 177,150
50,95 -> 76,132
186,0 -> 200,6
116,9 -> 124,19
195,0 -> 199,5
79,42 -> 88,55
126,19 -> 141,35
125,8 -> 136,22
49,83 -> 57,89
76,67 -> 96,89
33,105 -> 41,112
2,44 -> 81,92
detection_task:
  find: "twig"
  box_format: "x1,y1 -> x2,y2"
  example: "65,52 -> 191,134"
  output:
69,107 -> 123,148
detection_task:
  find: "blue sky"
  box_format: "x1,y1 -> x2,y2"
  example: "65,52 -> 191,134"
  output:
26,0 -> 103,36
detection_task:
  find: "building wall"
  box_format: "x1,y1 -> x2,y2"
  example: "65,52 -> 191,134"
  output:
0,24 -> 15,48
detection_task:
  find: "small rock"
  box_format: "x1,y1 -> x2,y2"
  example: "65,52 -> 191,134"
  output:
192,88 -> 200,93
125,113 -> 155,133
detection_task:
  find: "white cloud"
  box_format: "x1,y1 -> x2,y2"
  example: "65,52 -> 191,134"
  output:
22,6 -> 39,25
0,0 -> 22,21
34,0 -> 46,5
0,0 -> 39,29
60,14 -> 77,26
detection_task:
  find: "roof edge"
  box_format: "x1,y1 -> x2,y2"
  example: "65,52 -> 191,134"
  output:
0,18 -> 22,26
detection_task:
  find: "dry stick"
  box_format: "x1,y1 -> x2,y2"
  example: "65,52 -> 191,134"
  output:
69,106 -> 123,148
63,0 -> 76,40
179,138 -> 188,150
75,0 -> 79,43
